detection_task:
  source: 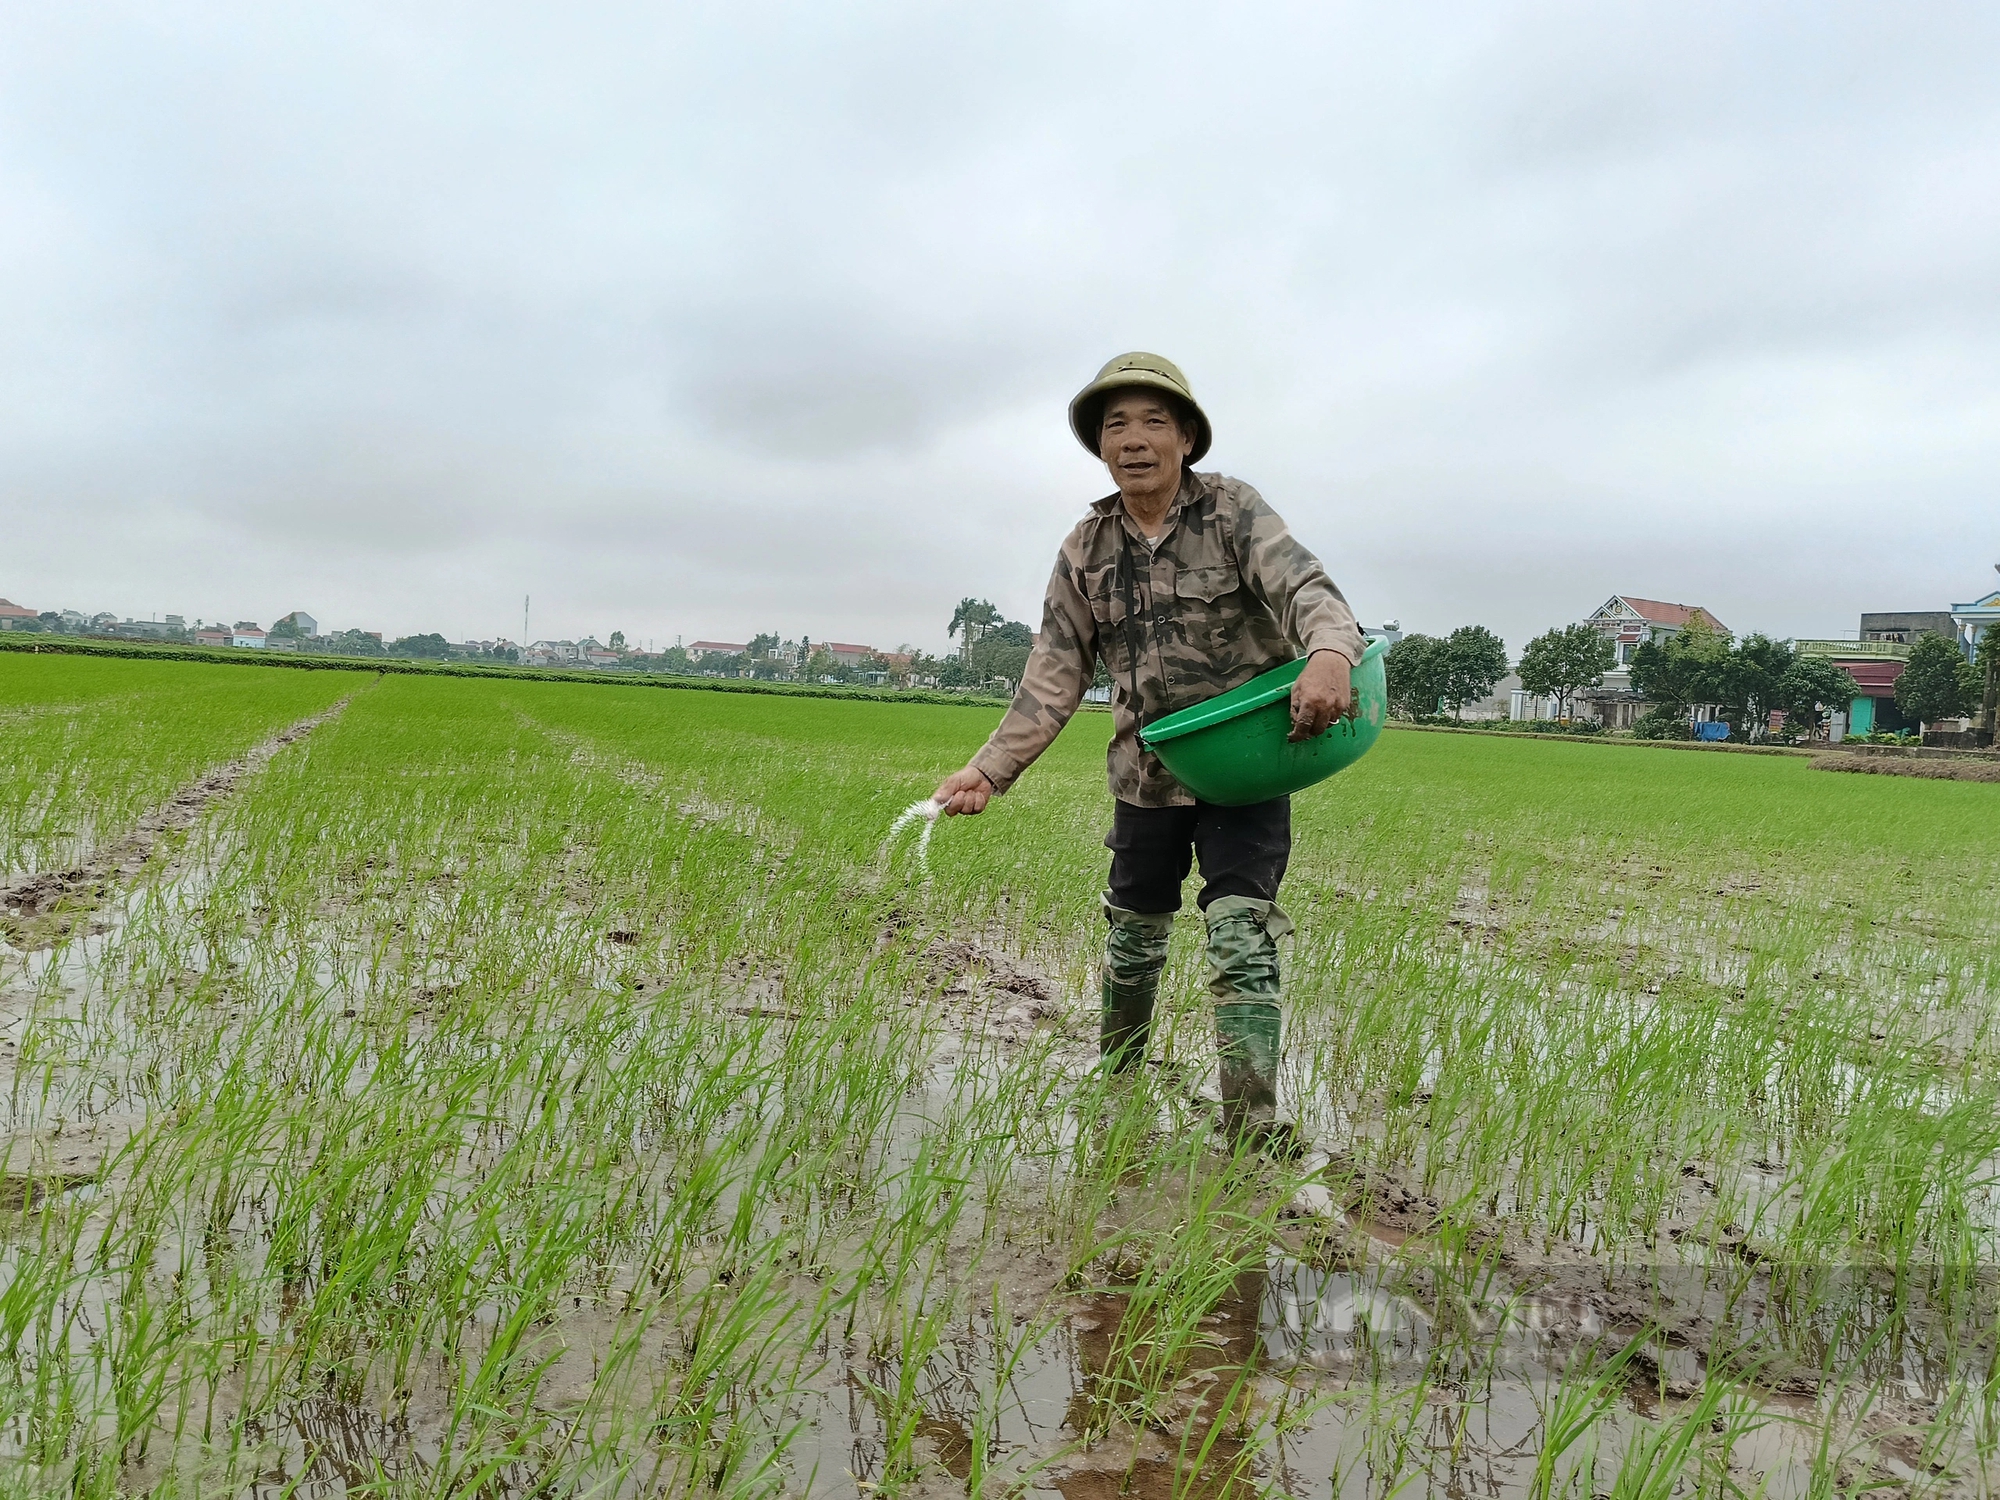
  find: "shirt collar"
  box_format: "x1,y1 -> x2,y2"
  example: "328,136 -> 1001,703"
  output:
1090,467 -> 1207,523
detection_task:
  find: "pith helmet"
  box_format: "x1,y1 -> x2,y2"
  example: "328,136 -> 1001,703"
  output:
1068,352 -> 1212,464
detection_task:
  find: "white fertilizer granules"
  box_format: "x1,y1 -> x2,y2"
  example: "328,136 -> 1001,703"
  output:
886,797 -> 943,867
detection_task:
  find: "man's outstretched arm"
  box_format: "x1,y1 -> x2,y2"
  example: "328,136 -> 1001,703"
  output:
933,554 -> 1096,815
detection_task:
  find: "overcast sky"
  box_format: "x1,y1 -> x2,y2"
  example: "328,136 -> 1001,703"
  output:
3,3 -> 1996,655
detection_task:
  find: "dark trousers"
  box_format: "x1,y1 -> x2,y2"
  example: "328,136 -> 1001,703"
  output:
1104,796 -> 1291,914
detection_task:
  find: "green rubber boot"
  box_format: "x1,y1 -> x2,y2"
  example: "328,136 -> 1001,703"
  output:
1101,901 -> 1175,1073
1204,895 -> 1293,1149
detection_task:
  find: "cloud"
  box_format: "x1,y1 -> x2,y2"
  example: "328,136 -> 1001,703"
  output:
2,1 -> 1996,655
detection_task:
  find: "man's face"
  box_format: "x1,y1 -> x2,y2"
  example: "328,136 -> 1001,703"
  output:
1098,389 -> 1193,491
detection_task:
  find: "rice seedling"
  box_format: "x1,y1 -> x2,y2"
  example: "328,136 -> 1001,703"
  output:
0,657 -> 1994,1497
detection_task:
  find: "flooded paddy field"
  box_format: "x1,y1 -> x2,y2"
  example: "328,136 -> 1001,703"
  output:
2,652 -> 1998,1498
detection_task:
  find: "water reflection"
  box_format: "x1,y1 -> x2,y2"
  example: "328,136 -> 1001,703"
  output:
1260,1252 -> 1431,1372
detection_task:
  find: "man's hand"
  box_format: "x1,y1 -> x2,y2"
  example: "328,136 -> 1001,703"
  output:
933,765 -> 995,816
1288,650 -> 1355,742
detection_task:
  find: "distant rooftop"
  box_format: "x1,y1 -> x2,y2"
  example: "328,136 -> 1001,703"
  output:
1614,596 -> 1730,633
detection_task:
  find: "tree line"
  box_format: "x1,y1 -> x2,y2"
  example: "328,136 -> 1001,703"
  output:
1377,617 -> 1937,739
1622,621 -> 1860,738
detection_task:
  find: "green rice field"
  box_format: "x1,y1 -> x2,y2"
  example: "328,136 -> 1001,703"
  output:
2,652 -> 1997,1499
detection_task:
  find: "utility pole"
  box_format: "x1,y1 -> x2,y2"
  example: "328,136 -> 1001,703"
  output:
523,595 -> 530,647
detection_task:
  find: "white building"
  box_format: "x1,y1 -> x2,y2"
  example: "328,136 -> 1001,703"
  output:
1949,569 -> 2000,659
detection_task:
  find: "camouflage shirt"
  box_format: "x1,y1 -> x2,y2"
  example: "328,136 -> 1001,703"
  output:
970,470 -> 1364,808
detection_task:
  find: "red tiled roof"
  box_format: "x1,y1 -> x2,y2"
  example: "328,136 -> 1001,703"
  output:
0,599 -> 35,619
688,641 -> 747,652
823,643 -> 875,655
1616,597 -> 1730,634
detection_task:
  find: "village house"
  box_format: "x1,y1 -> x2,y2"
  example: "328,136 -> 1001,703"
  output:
1574,595 -> 1731,729
0,599 -> 37,630
1792,634 -> 1910,737
1584,596 -> 1729,667
1859,610 -> 1953,646
1793,573 -> 2000,737
108,616 -> 184,638
686,640 -> 747,662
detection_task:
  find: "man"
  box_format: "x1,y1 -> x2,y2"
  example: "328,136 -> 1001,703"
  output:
933,352 -> 1364,1149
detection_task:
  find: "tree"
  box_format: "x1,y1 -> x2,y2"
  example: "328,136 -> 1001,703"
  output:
948,598 -> 999,660
392,633 -> 450,658
1384,634 -> 1449,717
746,632 -> 777,658
1719,633 -> 1794,739
1516,624 -> 1614,719
1440,626 -> 1508,717
1776,656 -> 1857,737
609,630 -> 627,651
268,614 -> 306,641
329,629 -> 387,658
1895,634 -> 1978,729
1629,618 -> 1730,717
967,619 -> 1033,686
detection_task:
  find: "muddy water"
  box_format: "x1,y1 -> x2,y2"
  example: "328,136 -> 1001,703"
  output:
14,917 -> 1997,1500
12,905 -> 1997,1500
61,1239 -> 1971,1500
779,1245 -> 1863,1500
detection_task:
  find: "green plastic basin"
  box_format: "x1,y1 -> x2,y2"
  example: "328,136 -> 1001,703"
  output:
1139,636 -> 1389,806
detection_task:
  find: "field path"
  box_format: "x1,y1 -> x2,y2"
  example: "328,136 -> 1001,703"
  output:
0,692 -> 355,950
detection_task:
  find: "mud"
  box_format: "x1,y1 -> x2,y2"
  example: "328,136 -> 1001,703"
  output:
1811,755 -> 2000,783
922,935 -> 1085,1053
0,697 -> 351,950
